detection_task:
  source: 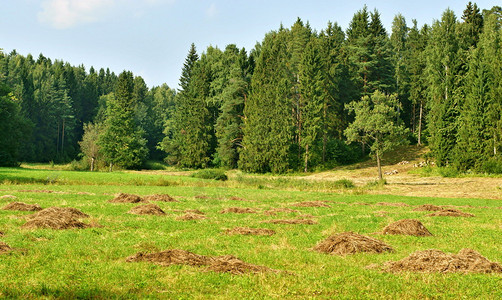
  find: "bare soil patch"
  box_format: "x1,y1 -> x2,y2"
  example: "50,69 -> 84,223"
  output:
2,202 -> 42,211
413,204 -> 443,211
177,212 -> 207,220
0,241 -> 12,254
22,206 -> 91,230
314,232 -> 394,255
109,193 -> 145,203
264,218 -> 317,225
143,194 -> 177,202
427,209 -> 475,217
126,249 -> 276,275
220,207 -> 258,214
376,202 -> 410,207
263,208 -> 299,216
225,227 -> 276,236
128,204 -> 166,216
292,201 -> 330,208
381,248 -> 502,273
0,195 -> 17,200
382,219 -> 432,236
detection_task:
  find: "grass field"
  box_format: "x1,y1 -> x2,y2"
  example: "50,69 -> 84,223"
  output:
0,166 -> 501,299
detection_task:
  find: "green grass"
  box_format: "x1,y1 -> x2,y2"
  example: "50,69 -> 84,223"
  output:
0,167 -> 501,298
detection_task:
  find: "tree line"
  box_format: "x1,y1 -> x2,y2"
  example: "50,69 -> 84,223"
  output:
1,2 -> 501,173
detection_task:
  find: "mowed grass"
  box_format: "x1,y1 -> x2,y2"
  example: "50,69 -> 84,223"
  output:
0,167 -> 501,299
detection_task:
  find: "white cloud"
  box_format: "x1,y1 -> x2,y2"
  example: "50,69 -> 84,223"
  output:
206,3 -> 218,18
38,0 -> 115,29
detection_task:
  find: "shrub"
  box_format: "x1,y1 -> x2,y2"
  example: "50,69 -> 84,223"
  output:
438,167 -> 459,178
480,158 -> 502,174
191,169 -> 228,181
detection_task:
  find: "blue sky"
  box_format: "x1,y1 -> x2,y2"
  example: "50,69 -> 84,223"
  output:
1,0 -> 500,88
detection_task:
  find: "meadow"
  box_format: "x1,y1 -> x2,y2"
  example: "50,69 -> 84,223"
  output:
0,166 -> 501,299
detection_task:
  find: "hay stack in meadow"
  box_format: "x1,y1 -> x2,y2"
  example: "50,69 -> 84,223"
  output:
382,219 -> 433,236
381,248 -> 502,273
427,208 -> 475,217
220,207 -> 257,214
292,201 -> 331,208
143,194 -> 178,202
263,207 -> 300,216
225,227 -> 276,236
126,249 -> 277,275
0,195 -> 17,200
0,241 -> 13,254
2,202 -> 42,211
314,232 -> 394,255
109,193 -> 145,203
413,204 -> 443,211
177,212 -> 207,220
128,204 -> 166,216
22,206 -> 90,230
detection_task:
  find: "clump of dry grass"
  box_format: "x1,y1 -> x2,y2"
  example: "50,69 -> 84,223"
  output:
314,232 -> 394,256
143,194 -> 178,202
128,204 -> 166,216
177,212 -> 207,220
381,219 -> 432,236
291,201 -> 331,208
225,227 -> 276,236
220,207 -> 257,214
22,206 -> 91,230
413,204 -> 442,211
2,202 -> 42,211
427,209 -> 475,217
109,193 -> 145,203
263,218 -> 317,225
263,208 -> 299,216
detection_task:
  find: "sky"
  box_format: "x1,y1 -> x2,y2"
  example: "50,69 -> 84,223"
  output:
1,0 -> 500,89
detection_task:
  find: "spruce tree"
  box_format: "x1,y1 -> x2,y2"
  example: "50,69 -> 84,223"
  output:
98,71 -> 148,170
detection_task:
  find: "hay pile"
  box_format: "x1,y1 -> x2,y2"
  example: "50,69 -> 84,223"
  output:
2,202 -> 42,211
0,241 -> 12,254
177,212 -> 207,220
413,204 -> 442,211
225,227 -> 276,236
128,204 -> 166,216
0,195 -> 17,200
376,202 -> 410,207
228,196 -> 247,201
263,208 -> 299,215
143,194 -> 177,202
314,232 -> 394,255
292,201 -> 331,208
264,218 -> 317,225
126,249 -> 276,275
427,208 -> 475,217
22,206 -> 90,230
382,219 -> 432,236
381,248 -> 502,273
220,207 -> 257,214
109,193 -> 145,203
185,209 -> 205,214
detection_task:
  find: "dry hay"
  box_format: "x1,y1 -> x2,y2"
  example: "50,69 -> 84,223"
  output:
195,195 -> 210,199
427,208 -> 475,217
109,193 -> 145,203
413,204 -> 443,211
0,241 -> 12,254
291,201 -> 331,208
381,248 -> 502,274
0,195 -> 17,200
220,207 -> 258,214
2,202 -> 42,211
353,202 -> 372,206
228,196 -> 248,201
143,194 -> 178,202
373,211 -> 389,217
185,209 -> 205,215
263,207 -> 299,216
376,202 -> 410,207
205,255 -> 277,275
22,206 -> 90,230
382,219 -> 432,236
264,218 -> 317,225
127,249 -> 276,275
225,227 -> 276,236
177,212 -> 207,221
128,204 -> 166,216
314,232 -> 394,256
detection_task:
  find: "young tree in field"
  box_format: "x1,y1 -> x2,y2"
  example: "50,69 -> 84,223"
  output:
98,71 -> 148,170
345,91 -> 408,180
78,122 -> 101,171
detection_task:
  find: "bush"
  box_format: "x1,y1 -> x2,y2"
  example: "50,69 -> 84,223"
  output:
480,158 -> 502,174
191,169 -> 228,181
331,179 -> 355,189
438,166 -> 459,178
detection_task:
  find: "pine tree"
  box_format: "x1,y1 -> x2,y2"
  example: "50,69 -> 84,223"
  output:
98,71 -> 148,170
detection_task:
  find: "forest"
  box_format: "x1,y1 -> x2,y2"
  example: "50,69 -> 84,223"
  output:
0,2 -> 501,174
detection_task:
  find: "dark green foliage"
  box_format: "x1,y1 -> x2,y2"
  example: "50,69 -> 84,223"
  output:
98,71 -> 148,169
190,169 -> 228,181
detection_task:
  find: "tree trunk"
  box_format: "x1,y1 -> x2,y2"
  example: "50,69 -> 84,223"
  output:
418,101 -> 423,146
304,144 -> 309,173
376,151 -> 383,181
91,157 -> 95,172
109,162 -> 113,172
322,102 -> 327,163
